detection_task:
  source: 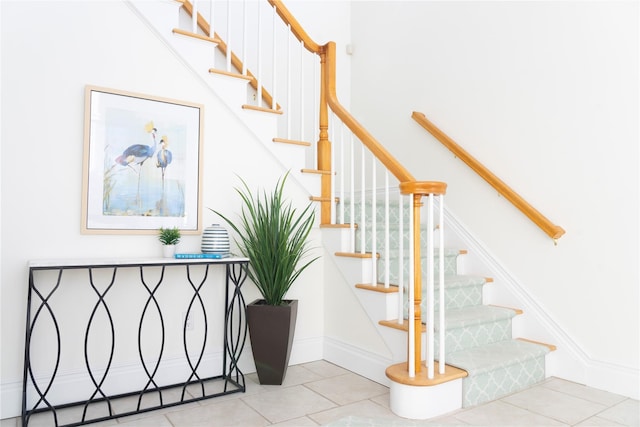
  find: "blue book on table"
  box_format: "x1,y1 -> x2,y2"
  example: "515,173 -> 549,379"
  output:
174,253 -> 231,259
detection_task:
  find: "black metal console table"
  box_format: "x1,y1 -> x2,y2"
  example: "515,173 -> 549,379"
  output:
22,257 -> 249,427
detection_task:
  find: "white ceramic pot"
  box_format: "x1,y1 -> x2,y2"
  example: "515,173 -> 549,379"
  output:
162,244 -> 176,258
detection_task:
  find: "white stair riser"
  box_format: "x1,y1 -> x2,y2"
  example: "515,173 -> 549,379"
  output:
208,74 -> 252,107
355,288 -> 398,323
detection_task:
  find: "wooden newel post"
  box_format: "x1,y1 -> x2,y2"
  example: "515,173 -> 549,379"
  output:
399,181 -> 447,375
318,45 -> 331,225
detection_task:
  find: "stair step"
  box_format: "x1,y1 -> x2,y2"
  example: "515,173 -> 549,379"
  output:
437,305 -> 517,331
377,248 -> 462,284
447,339 -> 551,375
355,283 -> 398,293
516,337 -> 557,352
335,251 -> 379,259
401,275 -> 486,314
208,68 -> 253,81
310,196 -> 340,203
445,339 -> 551,407
386,360 -> 467,387
436,305 -> 517,354
387,305 -> 518,354
241,104 -> 283,114
172,28 -> 220,44
273,137 -> 311,147
301,168 -> 332,175
378,318 -> 420,332
320,223 -> 353,229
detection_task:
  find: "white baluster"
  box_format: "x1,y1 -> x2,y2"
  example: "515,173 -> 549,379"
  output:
384,172 -> 389,288
371,156 -> 377,285
339,123 -> 345,225
398,192 -> 404,325
330,114 -> 336,224
209,0 -> 214,37
226,0 -> 232,73
271,4 -> 277,109
408,193 -> 415,377
192,0 -> 198,33
360,145 -> 365,255
286,24 -> 291,138
427,193 -> 435,379
439,194 -> 445,374
257,3 -> 263,104
242,0 -> 247,75
299,40 -> 304,141
350,134 -> 355,252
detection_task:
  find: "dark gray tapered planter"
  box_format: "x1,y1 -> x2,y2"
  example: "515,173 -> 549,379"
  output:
246,299 -> 298,385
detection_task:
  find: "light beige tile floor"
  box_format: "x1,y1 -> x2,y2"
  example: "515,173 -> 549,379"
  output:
3,360 -> 638,426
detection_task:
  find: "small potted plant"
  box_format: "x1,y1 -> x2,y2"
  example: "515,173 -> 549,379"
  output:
158,226 -> 181,258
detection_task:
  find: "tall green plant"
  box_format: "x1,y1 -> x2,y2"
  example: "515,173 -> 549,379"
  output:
211,173 -> 318,306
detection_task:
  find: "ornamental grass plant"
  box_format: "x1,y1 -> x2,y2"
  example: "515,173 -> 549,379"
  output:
211,173 -> 318,306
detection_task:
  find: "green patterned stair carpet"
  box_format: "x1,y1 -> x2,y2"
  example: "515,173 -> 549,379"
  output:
344,199 -> 551,407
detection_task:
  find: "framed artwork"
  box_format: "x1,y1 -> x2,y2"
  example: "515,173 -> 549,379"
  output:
82,86 -> 204,234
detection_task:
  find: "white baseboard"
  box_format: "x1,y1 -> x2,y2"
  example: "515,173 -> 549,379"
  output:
323,336 -> 392,387
0,380 -> 21,420
290,336 -> 325,366
583,359 -> 640,400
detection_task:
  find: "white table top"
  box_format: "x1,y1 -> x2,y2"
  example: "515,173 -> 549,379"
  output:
28,256 -> 249,269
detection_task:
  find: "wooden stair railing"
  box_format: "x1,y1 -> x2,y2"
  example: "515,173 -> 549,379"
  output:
412,111 -> 566,242
177,0 -> 445,380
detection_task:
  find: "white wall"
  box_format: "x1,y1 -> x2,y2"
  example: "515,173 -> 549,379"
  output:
350,0 -> 639,395
0,0 -> 330,418
4,0 -> 635,419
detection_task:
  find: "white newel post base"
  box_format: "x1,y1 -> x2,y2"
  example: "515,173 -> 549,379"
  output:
389,378 -> 463,420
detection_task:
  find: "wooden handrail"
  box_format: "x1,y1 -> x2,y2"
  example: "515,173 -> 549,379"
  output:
324,42 -> 415,184
412,111 -> 565,241
180,0 -> 280,111
268,0 -> 321,54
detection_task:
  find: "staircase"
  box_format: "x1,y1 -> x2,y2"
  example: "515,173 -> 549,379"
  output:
128,0 -> 556,420
327,198 -> 555,417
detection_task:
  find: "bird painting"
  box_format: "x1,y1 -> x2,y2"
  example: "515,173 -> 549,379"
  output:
156,136 -> 173,180
114,121 -> 158,213
115,121 -> 158,170
156,136 -> 173,216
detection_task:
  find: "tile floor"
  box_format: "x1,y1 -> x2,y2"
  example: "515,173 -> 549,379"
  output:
3,360 -> 638,427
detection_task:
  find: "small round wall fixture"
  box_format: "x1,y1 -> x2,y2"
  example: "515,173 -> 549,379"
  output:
201,224 -> 230,254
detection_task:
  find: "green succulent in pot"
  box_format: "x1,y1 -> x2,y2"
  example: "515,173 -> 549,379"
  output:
158,226 -> 181,246
210,172 -> 318,305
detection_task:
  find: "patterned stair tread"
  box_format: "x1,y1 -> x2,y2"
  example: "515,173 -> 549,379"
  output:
440,274 -> 487,289
401,275 -> 486,296
403,274 -> 487,291
435,305 -> 518,330
356,242 -> 459,254
445,339 -> 551,376
382,248 -> 462,260
353,222 -> 437,231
